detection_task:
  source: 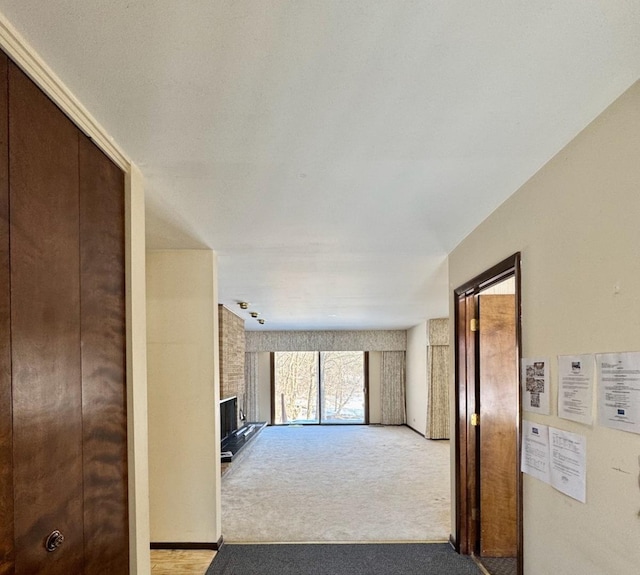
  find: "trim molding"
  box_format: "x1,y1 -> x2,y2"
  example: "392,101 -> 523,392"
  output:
406,423 -> 425,438
151,537 -> 224,551
449,534 -> 457,551
0,12 -> 129,171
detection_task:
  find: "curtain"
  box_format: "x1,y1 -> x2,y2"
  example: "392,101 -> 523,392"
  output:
244,352 -> 259,422
245,330 -> 406,352
380,351 -> 406,425
426,345 -> 450,439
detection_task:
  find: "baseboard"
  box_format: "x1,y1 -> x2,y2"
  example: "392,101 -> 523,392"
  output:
405,424 -> 426,437
448,534 -> 457,551
406,423 -> 450,440
151,536 -> 224,551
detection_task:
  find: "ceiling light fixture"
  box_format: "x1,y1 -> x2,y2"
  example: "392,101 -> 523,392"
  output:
238,302 -> 249,310
258,319 -> 265,325
250,311 -> 259,318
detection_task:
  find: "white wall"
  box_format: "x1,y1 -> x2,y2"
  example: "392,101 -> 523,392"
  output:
146,250 -> 221,544
405,322 -> 428,434
449,80 -> 640,574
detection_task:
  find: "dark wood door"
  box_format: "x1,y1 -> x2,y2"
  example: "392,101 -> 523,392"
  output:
79,134 -> 128,574
3,59 -> 128,574
9,61 -> 85,574
478,294 -> 518,557
0,51 -> 13,575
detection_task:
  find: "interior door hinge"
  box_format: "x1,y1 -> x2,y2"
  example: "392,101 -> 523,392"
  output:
470,413 -> 479,427
470,318 -> 479,332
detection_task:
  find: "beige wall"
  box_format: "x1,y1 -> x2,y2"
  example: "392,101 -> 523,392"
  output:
146,250 -> 221,544
448,80 -> 640,574
406,322 -> 428,434
125,165 -> 151,574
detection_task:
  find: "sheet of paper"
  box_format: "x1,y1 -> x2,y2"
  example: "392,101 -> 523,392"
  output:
558,354 -> 594,425
549,427 -> 586,503
596,352 -> 640,435
521,420 -> 550,484
522,357 -> 551,414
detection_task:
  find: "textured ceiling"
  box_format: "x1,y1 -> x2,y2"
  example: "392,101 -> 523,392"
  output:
1,1 -> 639,329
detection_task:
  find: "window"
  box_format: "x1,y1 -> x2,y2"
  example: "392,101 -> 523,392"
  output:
273,351 -> 367,424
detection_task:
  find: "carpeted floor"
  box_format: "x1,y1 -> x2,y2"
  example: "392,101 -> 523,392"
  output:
222,425 -> 450,542
206,543 -> 483,575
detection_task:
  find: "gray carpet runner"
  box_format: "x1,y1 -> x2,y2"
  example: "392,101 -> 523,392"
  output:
206,543 -> 483,575
477,556 -> 517,575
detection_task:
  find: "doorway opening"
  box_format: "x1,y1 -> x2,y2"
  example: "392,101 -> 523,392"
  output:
271,351 -> 369,425
454,254 -> 522,575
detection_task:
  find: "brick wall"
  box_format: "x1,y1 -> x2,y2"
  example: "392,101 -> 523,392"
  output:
218,305 -> 246,403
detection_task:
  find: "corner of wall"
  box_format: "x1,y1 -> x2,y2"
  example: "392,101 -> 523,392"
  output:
125,163 -> 151,575
405,323 -> 428,434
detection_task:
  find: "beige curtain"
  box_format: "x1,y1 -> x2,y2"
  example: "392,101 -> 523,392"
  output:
244,352 -> 259,422
426,345 -> 450,438
425,318 -> 450,439
245,330 -> 406,352
380,351 -> 406,425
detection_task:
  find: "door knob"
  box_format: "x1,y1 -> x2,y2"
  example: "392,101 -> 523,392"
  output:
45,530 -> 65,552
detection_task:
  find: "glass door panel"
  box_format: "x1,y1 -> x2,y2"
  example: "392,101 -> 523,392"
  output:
273,351 -> 319,424
320,351 -> 366,424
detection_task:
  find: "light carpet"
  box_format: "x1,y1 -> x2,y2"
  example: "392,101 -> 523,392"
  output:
221,425 -> 450,543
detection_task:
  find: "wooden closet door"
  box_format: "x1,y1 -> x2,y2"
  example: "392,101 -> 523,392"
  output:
79,134 -> 129,574
0,52 -> 13,575
9,61 -> 84,574
478,294 -> 518,557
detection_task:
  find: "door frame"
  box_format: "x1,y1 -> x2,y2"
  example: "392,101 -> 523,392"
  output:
453,253 -> 523,573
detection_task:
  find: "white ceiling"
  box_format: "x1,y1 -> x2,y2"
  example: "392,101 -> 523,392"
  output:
1,1 -> 639,330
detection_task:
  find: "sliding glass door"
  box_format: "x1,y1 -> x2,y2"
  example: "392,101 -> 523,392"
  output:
320,352 -> 366,423
273,351 -> 367,425
274,351 -> 319,424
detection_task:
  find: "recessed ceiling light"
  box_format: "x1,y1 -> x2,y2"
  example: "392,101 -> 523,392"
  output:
238,302 -> 249,310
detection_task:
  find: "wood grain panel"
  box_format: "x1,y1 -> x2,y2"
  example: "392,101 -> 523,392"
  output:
9,61 -> 84,575
79,134 -> 129,574
478,294 -> 517,557
151,550 -> 216,574
0,51 -> 14,575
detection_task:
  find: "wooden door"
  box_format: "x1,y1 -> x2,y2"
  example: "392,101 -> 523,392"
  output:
0,52 -> 13,575
9,60 -> 85,574
3,58 -> 128,574
79,133 -> 128,574
478,294 -> 517,557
